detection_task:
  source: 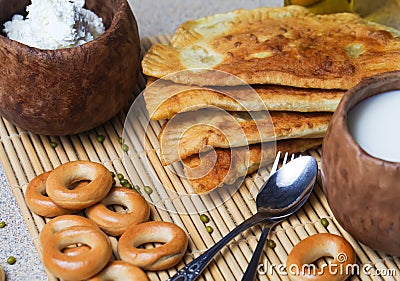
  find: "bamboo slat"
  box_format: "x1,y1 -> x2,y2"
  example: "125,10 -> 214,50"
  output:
0,35 -> 398,281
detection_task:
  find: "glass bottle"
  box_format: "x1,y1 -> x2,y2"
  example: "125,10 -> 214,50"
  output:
284,0 -> 400,29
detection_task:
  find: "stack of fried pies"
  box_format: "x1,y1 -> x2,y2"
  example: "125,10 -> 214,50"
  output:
141,5 -> 400,193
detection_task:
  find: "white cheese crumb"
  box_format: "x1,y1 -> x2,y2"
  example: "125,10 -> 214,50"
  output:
3,0 -> 106,50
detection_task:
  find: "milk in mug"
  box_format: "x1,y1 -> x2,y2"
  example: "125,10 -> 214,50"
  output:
347,90 -> 400,162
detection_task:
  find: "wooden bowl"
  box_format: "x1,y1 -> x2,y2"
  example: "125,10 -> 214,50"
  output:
321,71 -> 400,256
0,0 -> 140,135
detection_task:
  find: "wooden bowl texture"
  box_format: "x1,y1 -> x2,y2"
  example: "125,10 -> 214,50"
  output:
322,71 -> 400,256
0,0 -> 140,135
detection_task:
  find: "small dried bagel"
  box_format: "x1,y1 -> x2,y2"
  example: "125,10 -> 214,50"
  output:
118,221 -> 188,271
39,215 -> 100,247
42,225 -> 112,280
85,187 -> 150,236
46,160 -> 112,210
26,171 -> 76,217
286,233 -> 356,281
89,261 -> 150,281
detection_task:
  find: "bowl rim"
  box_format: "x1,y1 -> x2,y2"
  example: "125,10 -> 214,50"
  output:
0,0 -> 130,52
336,70 -> 400,166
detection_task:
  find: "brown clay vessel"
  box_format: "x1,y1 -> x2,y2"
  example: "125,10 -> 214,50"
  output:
0,0 -> 140,135
322,71 -> 400,256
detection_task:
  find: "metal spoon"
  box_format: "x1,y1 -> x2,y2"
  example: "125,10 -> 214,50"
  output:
168,155 -> 318,281
241,154 -> 316,280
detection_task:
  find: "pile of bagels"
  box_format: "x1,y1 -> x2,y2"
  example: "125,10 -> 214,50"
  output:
25,160 -> 188,281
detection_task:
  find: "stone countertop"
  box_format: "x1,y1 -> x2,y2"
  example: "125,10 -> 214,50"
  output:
0,0 -> 282,280
129,0 -> 282,38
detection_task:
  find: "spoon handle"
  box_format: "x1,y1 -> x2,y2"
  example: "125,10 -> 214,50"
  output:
168,212 -> 267,281
241,221 -> 277,281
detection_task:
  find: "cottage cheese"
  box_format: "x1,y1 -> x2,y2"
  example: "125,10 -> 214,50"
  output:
3,0 -> 105,50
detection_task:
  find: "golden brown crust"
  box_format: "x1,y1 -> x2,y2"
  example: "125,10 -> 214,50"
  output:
183,138 -> 322,194
88,261 -> 150,281
42,225 -> 112,280
118,221 -> 188,271
39,215 -> 100,246
286,233 -> 355,281
46,161 -> 113,210
144,78 -> 344,120
25,172 -> 76,217
159,109 -> 330,165
39,215 -> 112,280
142,5 -> 400,89
85,187 -> 150,236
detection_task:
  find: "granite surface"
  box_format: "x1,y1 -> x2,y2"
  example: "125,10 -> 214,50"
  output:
129,0 -> 282,38
0,0 -> 282,280
0,167 -> 47,281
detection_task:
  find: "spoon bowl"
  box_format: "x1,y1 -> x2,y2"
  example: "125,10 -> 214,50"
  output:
169,155 -> 318,281
257,156 -> 318,216
241,155 -> 317,281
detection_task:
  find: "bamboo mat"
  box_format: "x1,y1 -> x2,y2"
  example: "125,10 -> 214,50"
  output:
0,34 -> 399,281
